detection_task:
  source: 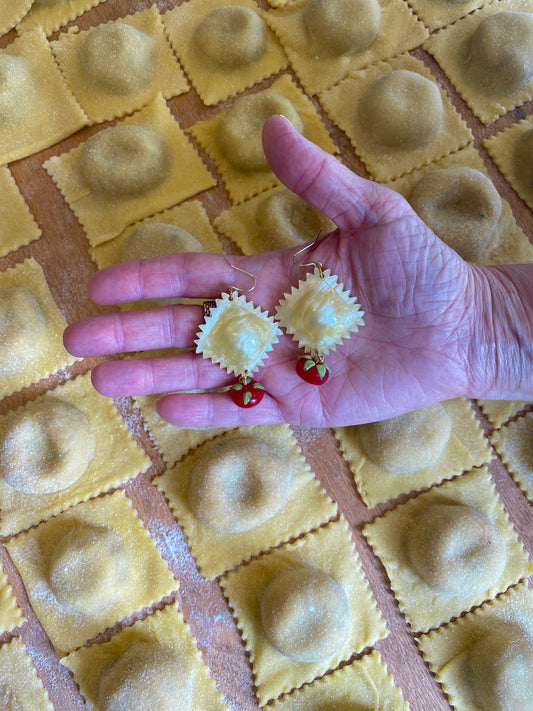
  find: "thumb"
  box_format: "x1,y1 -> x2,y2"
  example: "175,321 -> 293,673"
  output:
262,115 -> 412,231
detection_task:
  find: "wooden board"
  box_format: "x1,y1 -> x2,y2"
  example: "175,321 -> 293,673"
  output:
0,1 -> 532,710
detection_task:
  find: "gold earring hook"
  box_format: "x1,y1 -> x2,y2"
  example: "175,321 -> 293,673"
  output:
221,252 -> 257,298
292,231 -> 325,278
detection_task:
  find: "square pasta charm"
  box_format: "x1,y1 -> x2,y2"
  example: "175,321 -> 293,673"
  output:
196,291 -> 281,378
276,266 -> 364,384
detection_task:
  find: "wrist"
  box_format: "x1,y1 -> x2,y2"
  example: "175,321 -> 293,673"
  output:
462,263 -> 533,400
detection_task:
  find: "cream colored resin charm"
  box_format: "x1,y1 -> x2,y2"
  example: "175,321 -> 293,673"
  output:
276,266 -> 364,355
195,291 -> 281,377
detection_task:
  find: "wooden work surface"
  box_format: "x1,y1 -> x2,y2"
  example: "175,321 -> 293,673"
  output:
1,1 -> 533,709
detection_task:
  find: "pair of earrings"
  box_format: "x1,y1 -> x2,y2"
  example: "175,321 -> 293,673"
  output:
195,242 -> 365,408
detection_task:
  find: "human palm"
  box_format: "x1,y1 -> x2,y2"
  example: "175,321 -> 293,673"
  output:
64,116 -> 477,427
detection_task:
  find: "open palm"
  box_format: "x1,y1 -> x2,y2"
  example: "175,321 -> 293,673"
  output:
64,115 -> 482,427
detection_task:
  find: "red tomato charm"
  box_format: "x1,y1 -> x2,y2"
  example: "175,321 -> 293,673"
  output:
230,378 -> 265,408
296,354 -> 330,385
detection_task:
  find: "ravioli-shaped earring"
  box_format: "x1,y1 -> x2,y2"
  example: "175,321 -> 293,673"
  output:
196,261 -> 281,408
275,240 -> 365,385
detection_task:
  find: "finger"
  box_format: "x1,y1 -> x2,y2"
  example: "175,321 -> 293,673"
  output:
88,251 -> 248,305
91,352 -> 232,397
262,115 -> 411,230
156,391 -> 284,428
64,304 -> 203,357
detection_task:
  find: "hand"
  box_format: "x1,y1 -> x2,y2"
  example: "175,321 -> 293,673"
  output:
64,116 -> 504,428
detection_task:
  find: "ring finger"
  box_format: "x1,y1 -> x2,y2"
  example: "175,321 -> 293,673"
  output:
64,303 -> 203,357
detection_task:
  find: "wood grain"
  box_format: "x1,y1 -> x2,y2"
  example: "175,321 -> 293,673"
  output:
1,1 -> 532,710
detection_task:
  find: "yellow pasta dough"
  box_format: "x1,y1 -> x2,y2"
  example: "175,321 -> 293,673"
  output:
214,185 -> 335,253
0,166 -> 41,258
0,0 -> 33,37
418,581 -> 533,711
91,200 -> 221,273
62,601 -> 229,711
217,91 -> 304,172
358,403 -> 452,474
17,0 -> 105,35
188,73 -> 337,203
270,649 -> 410,711
0,638 -> 54,711
485,115 -> 533,213
0,565 -> 24,635
80,125 -> 170,197
424,0 -> 533,124
156,424 -> 337,578
466,621 -> 533,710
260,566 -> 351,662
363,467 -> 533,631
388,145 -> 533,265
220,518 -> 386,704
0,258 -> 78,401
320,53 -> 472,182
405,0 -> 489,32
477,399 -> 529,427
6,490 -> 177,655
404,502 -> 506,595
491,411 -> 533,503
0,29 -> 87,164
0,372 -> 150,536
44,94 -> 215,246
336,398 -> 491,506
410,167 -> 502,261
162,0 -> 288,105
359,69 -> 444,149
51,7 -> 189,123
0,398 -> 94,494
266,0 -> 428,94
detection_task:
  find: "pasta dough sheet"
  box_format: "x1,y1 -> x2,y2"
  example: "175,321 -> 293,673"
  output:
320,52 -> 472,182
188,73 -> 337,204
17,0 -> 105,35
0,29 -> 88,165
44,94 -> 216,246
62,600 -> 229,711
477,398 -> 529,428
0,565 -> 25,635
387,145 -> 533,265
0,0 -> 34,37
90,200 -> 221,270
485,115 -> 533,213
271,649 -> 409,710
51,6 -> 189,124
417,581 -> 533,711
0,166 -> 41,258
424,0 -> 533,124
363,467 -> 533,632
405,0 -> 490,32
0,258 -> 78,401
214,185 -> 335,254
156,424 -> 337,578
336,398 -> 491,507
265,0 -> 428,95
491,411 -> 533,504
0,637 -> 54,711
0,372 -> 151,536
6,490 -> 177,655
220,518 -> 387,705
163,0 -> 288,105
135,392 -> 230,467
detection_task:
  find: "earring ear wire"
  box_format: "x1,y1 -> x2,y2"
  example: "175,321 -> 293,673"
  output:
292,231 -> 325,277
